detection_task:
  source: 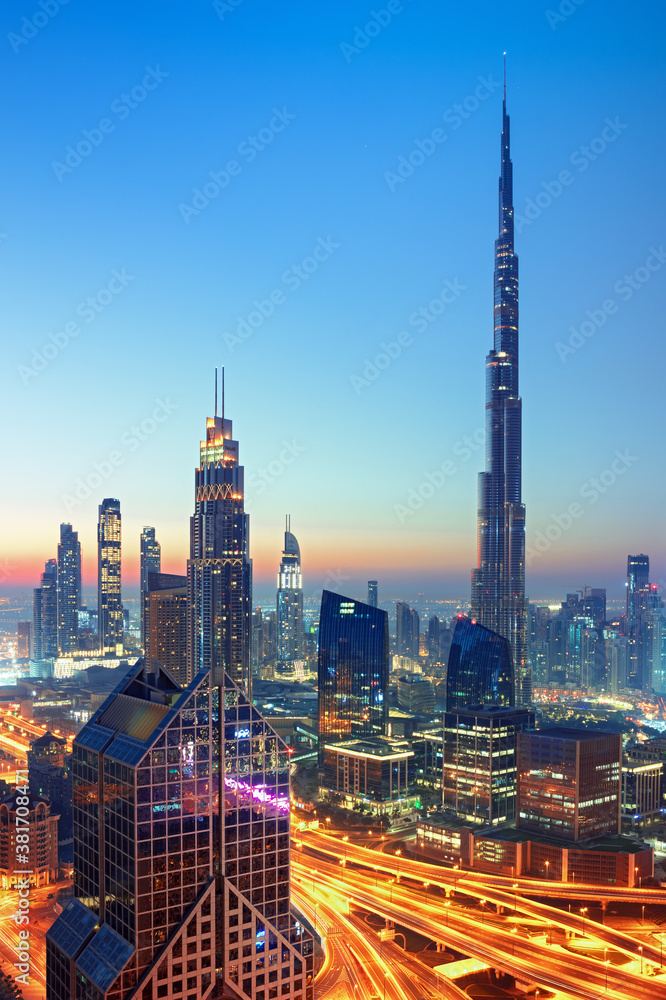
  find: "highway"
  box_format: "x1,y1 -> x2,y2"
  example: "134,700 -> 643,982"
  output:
296,827 -> 666,1000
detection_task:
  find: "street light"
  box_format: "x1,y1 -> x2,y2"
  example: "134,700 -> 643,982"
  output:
512,882 -> 519,914
343,834 -> 349,866
545,859 -> 550,879
639,945 -> 643,976
424,881 -> 430,905
580,906 -> 588,936
395,849 -> 401,882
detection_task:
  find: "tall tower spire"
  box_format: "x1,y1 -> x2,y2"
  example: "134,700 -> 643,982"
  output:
471,68 -> 529,706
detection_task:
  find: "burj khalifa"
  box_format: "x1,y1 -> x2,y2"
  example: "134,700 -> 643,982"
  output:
471,63 -> 530,705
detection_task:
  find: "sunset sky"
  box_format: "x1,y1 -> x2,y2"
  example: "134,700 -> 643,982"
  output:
1,0 -> 664,604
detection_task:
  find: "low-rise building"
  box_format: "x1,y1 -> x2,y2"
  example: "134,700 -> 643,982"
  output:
319,737 -> 419,818
622,758 -> 663,831
0,791 -> 59,887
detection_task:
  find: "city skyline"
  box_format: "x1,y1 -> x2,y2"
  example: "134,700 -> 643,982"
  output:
2,1 -> 664,602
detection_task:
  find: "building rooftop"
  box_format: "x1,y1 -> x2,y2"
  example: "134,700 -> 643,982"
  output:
326,737 -> 413,759
525,727 -> 619,742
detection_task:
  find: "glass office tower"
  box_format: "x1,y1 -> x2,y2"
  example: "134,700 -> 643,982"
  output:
277,515 -> 304,662
33,559 -> 58,660
446,615 -> 514,709
187,409 -> 252,698
140,528 -> 161,647
317,590 -> 388,765
471,66 -> 529,705
46,660 -> 313,1000
98,499 -> 123,652
57,523 -> 81,653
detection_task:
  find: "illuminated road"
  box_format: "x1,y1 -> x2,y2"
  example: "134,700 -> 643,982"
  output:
0,884 -> 58,1000
295,828 -> 666,1000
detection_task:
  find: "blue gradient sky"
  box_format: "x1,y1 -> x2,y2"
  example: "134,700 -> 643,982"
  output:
1,0 -> 664,602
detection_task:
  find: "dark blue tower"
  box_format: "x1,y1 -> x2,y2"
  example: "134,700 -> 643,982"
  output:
472,60 -> 529,705
446,615 -> 514,710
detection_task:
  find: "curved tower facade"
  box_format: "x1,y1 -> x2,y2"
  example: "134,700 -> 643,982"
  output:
277,515 -> 304,662
471,70 -> 529,705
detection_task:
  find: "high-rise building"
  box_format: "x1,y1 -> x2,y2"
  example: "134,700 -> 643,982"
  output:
318,590 -> 389,764
367,581 -> 378,608
396,601 -> 419,659
397,674 -> 435,714
277,515 -> 304,662
517,728 -> 622,841
471,67 -> 529,706
443,706 -> 534,825
144,571 -> 188,685
446,615 -> 513,710
98,498 -> 123,652
16,621 -> 31,659
33,559 -> 58,661
46,660 -> 314,1000
187,404 -> 252,697
57,523 -> 81,653
140,527 -> 161,645
625,554 -> 650,689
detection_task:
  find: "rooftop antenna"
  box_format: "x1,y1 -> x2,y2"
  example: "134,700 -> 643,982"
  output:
214,367 -> 218,418
286,513 -> 290,533
503,51 -> 506,105
221,366 -> 225,424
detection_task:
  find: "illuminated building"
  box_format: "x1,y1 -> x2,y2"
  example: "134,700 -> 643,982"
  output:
621,758 -> 663,831
140,527 -> 161,646
57,523 -> 81,653
46,660 -> 313,1000
28,732 -> 72,861
396,602 -> 419,659
277,515 -> 304,663
317,590 -> 389,767
442,706 -> 534,825
98,499 -> 123,653
471,66 -> 529,706
319,736 -> 418,818
367,581 -> 378,608
144,572 -> 188,685
517,728 -> 622,841
33,558 -> 58,660
0,791 -> 59,888
17,621 -> 31,658
187,396 -> 251,697
446,615 -> 513,710
397,674 -> 435,715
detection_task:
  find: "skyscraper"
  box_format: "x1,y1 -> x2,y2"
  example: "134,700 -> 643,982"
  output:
46,661 -> 313,1000
186,394 -> 252,696
98,498 -> 123,652
318,590 -> 389,763
57,523 -> 81,653
446,615 -> 514,710
140,527 -> 161,645
277,515 -> 304,662
367,580 -> 378,608
396,601 -> 419,659
471,65 -> 529,706
33,559 -> 58,660
625,554 -> 651,689
144,571 -> 188,684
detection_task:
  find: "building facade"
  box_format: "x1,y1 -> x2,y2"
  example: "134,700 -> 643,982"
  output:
46,660 -> 313,1000
471,71 -> 529,706
367,581 -> 378,608
442,706 -> 534,826
57,523 -> 81,653
397,674 -> 435,715
0,791 -> 59,887
187,410 -> 251,697
319,737 -> 418,818
622,758 -> 663,831
517,728 -> 622,841
317,590 -> 389,765
446,616 -> 513,710
277,516 -> 304,663
34,559 -> 58,661
144,572 -> 188,685
98,499 -> 123,653
17,621 -> 31,658
140,527 -> 161,646
396,602 -> 419,660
